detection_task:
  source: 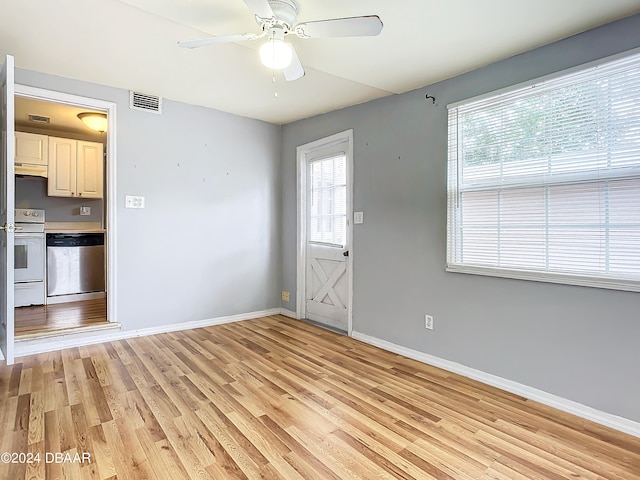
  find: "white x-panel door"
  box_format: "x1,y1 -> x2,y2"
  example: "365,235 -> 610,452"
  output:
305,146 -> 350,332
306,243 -> 348,329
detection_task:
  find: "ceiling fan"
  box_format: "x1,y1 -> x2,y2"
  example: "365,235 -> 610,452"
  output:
178,0 -> 383,81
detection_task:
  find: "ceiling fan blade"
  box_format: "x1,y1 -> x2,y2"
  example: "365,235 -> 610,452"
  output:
242,0 -> 274,20
178,33 -> 260,49
294,15 -> 383,39
283,46 -> 305,81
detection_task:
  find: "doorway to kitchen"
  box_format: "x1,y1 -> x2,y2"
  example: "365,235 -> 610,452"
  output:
12,85 -> 117,341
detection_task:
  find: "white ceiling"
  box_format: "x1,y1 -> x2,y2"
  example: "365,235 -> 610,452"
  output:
1,0 -> 639,124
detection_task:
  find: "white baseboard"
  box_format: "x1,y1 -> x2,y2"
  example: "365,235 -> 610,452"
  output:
351,331 -> 640,439
279,308 -> 298,319
14,308 -> 281,358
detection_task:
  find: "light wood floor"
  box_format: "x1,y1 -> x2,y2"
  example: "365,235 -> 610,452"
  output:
14,298 -> 108,338
1,315 -> 638,480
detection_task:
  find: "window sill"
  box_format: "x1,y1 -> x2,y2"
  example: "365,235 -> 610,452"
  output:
446,265 -> 640,293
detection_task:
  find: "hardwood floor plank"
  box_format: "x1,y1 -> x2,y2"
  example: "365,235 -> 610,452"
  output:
286,424 -> 397,480
88,424 -> 117,479
1,315 -> 639,480
8,362 -> 23,397
176,411 -> 246,479
134,426 -> 189,480
508,418 -> 637,479
70,403 -> 91,458
167,410 -> 236,479
25,440 -> 45,480
331,428 -> 419,480
104,418 -> 153,480
64,357 -> 86,407
397,446 -> 460,480
27,391 -> 44,446
14,392 -> 31,434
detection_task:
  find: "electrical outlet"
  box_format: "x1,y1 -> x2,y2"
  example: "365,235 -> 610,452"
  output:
80,206 -> 91,216
354,211 -> 364,224
125,195 -> 145,209
281,290 -> 290,302
425,314 -> 434,330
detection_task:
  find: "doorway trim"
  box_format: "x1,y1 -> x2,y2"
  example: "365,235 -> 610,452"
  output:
14,84 -> 118,327
296,129 -> 354,335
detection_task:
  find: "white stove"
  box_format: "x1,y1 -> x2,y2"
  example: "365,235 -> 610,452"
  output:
14,208 -> 46,307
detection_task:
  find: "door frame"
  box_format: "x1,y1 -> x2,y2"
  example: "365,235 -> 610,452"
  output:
1,55 -> 16,364
296,129 -> 354,335
14,84 -> 118,327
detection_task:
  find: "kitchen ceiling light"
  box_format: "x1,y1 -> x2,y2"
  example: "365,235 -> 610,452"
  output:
259,27 -> 293,70
77,112 -> 107,133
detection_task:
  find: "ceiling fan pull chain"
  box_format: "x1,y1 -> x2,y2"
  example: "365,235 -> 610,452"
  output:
273,70 -> 279,98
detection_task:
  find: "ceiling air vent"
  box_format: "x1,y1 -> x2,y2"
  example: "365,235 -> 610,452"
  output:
129,91 -> 162,114
28,114 -> 51,124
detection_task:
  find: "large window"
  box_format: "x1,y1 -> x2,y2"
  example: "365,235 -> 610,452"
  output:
447,50 -> 640,291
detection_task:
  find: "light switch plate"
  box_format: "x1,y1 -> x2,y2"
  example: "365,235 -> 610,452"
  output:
125,195 -> 145,209
80,206 -> 91,216
354,211 -> 364,224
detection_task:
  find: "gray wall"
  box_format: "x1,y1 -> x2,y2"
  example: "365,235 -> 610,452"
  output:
281,14 -> 640,423
16,69 -> 282,331
16,176 -> 103,222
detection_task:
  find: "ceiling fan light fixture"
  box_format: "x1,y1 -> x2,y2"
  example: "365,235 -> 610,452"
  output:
259,38 -> 293,70
77,112 -> 107,133
178,0 -> 382,83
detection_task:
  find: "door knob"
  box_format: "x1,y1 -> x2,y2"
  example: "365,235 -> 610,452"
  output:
343,250 -> 349,257
0,223 -> 21,232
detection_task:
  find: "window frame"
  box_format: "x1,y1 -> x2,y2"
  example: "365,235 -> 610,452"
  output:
446,47 -> 640,292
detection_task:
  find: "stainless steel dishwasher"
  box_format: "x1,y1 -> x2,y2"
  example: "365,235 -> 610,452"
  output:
47,233 -> 105,297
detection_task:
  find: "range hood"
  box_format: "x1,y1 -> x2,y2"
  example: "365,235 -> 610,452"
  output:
15,163 -> 47,178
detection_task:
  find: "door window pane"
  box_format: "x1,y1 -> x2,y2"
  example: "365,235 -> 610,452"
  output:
308,154 -> 347,246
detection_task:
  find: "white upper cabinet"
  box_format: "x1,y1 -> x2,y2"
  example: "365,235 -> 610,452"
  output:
48,137 -> 103,198
15,132 -> 49,176
76,141 -> 103,198
48,137 -> 76,197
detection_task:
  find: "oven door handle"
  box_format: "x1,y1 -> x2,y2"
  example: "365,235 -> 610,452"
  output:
15,233 -> 44,239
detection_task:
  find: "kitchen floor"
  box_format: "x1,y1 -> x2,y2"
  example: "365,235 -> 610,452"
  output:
14,297 -> 108,338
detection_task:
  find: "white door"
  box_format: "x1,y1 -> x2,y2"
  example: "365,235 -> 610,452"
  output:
300,132 -> 353,332
1,55 -> 16,365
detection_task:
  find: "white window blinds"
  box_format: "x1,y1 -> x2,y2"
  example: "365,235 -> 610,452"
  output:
447,50 -> 640,291
308,154 -> 347,247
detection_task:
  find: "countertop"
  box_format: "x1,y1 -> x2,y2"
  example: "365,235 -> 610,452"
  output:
44,222 -> 105,234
